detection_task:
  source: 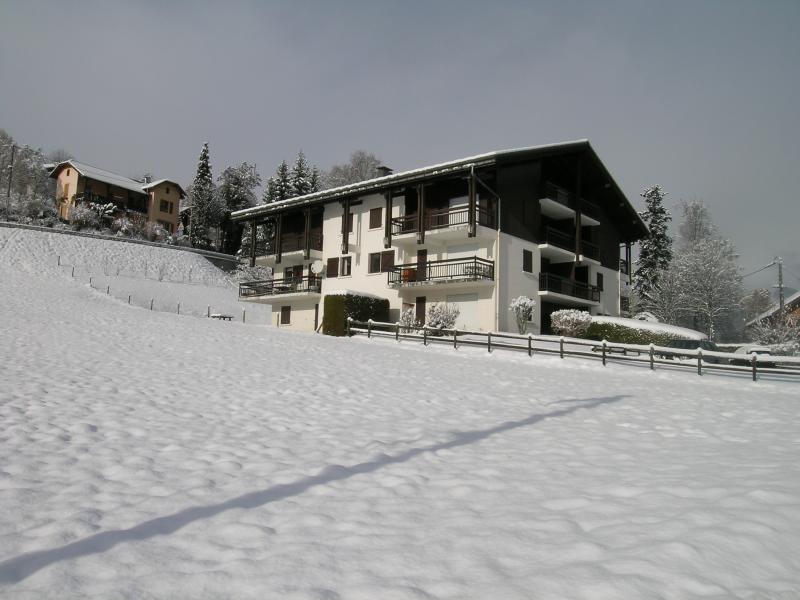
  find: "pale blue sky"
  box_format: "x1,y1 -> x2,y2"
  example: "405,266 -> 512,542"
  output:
1,0 -> 798,291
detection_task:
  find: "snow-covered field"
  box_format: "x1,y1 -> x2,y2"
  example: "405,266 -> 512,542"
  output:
1,227 -> 800,599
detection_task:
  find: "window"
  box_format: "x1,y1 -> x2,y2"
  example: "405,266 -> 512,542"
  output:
280,306 -> 291,325
597,272 -> 604,291
340,256 -> 352,276
66,169 -> 70,176
368,250 -> 394,273
160,199 -> 170,213
369,207 -> 383,229
166,187 -> 170,195
522,249 -> 533,273
326,257 -> 339,278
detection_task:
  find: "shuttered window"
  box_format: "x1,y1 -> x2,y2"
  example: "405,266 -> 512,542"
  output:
369,207 -> 383,229
326,257 -> 339,278
597,272 -> 604,291
522,249 -> 533,273
380,250 -> 394,272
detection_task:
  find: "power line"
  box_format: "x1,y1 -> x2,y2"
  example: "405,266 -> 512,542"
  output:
742,261 -> 776,278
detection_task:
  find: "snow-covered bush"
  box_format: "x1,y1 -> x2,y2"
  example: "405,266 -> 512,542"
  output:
21,196 -> 57,220
69,205 -> 99,230
633,311 -> 659,322
144,222 -> 169,242
399,308 -> 419,333
550,309 -> 592,337
509,296 -> 536,334
749,315 -> 800,356
425,302 -> 460,333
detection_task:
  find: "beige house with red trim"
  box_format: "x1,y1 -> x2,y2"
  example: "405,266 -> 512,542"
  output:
49,160 -> 185,233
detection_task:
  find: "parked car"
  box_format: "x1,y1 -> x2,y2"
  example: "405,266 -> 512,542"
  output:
730,345 -> 776,368
661,339 -> 725,364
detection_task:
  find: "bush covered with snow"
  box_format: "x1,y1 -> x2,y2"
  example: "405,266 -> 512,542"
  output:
399,308 -> 419,333
585,315 -> 706,345
425,302 -> 460,334
509,296 -> 536,334
69,205 -> 100,230
323,292 -> 390,336
550,309 -> 592,337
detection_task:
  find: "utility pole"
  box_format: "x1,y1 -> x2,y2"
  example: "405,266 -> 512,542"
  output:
777,256 -> 784,313
5,144 -> 15,217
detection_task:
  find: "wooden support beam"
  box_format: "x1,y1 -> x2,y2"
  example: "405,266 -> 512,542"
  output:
303,207 -> 311,259
574,158 -> 582,261
467,171 -> 476,237
341,198 -> 350,254
249,219 -> 256,267
417,185 -> 425,245
383,191 -> 392,248
275,213 -> 283,264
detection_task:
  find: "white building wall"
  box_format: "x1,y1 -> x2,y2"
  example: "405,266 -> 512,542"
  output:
586,263 -> 621,316
498,232 -> 542,333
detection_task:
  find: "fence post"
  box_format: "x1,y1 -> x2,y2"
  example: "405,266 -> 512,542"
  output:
89,276 -> 92,287
697,349 -> 703,376
177,302 -> 180,314
150,298 -> 154,311
422,326 -> 427,346
453,328 -> 458,349
649,344 -> 655,370
367,319 -> 372,339
528,334 -> 532,357
71,266 -> 75,277
106,285 -> 109,294
488,332 -> 492,353
346,317 -> 351,336
57,255 -> 60,266
752,354 -> 757,382
396,322 -> 400,342
242,309 -> 245,323
602,340 -> 607,366
128,294 -> 131,305
559,336 -> 564,359
207,306 -> 210,318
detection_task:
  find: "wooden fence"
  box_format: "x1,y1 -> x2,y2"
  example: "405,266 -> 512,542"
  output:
346,319 -> 800,383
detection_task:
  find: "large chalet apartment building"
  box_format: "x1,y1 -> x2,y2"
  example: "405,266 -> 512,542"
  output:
49,160 -> 185,233
232,140 -> 646,334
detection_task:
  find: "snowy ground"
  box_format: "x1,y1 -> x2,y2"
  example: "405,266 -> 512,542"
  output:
1,228 -> 800,599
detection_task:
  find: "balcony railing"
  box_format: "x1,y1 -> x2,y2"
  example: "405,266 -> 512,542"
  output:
239,275 -> 322,298
390,205 -> 496,236
580,240 -> 600,261
253,231 -> 323,256
581,199 -> 601,222
539,226 -> 575,252
539,273 -> 600,302
388,256 -> 495,286
542,182 -> 571,207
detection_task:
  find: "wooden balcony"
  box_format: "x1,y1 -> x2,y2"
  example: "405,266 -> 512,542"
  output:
390,205 -> 496,244
538,273 -> 600,305
253,230 -> 323,265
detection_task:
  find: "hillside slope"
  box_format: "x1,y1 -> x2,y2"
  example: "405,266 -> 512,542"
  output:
1,227 -> 799,599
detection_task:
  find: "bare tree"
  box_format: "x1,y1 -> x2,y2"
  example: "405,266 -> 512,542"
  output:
639,264 -> 689,325
324,150 -> 383,188
678,199 -> 716,247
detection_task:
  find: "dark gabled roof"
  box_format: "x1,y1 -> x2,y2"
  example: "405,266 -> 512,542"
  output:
48,160 -> 185,198
231,139 -> 648,240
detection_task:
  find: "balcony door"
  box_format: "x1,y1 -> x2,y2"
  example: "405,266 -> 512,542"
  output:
416,249 -> 427,282
415,296 -> 426,325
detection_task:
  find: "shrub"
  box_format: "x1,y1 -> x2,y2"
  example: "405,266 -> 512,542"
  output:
509,296 -> 536,334
425,302 -> 460,333
323,292 -> 390,336
583,322 -> 686,346
144,222 -> 168,242
550,309 -> 592,337
399,308 -> 419,333
69,205 -> 99,230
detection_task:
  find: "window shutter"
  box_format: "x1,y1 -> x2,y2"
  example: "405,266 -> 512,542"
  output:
381,250 -> 394,272
369,207 -> 382,229
522,249 -> 533,273
327,257 -> 339,278
597,273 -> 604,291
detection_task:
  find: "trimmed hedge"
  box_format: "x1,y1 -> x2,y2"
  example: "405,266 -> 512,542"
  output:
322,293 -> 390,336
582,322 -> 692,346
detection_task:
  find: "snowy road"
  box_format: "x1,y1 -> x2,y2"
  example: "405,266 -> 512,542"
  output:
1,228 -> 799,599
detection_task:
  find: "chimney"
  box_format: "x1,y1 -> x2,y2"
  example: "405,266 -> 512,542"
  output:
376,165 -> 393,177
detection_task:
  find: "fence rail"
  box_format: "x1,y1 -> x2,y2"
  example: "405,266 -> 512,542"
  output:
346,319 -> 800,383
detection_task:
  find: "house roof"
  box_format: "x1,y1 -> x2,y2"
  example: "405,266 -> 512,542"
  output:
48,160 -> 184,198
745,289 -> 800,326
141,179 -> 186,198
231,139 -> 648,240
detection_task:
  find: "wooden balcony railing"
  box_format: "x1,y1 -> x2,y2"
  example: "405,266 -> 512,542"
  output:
542,182 -> 572,207
390,205 -> 495,236
580,240 -> 600,261
239,275 -> 322,298
388,257 -> 495,286
539,273 -> 600,302
581,199 -> 601,222
539,226 -> 575,251
253,231 -> 323,256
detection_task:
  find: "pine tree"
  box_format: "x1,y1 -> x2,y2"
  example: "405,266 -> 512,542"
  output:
274,160 -> 292,201
309,166 -> 321,193
217,162 -> 261,212
633,185 -> 672,298
290,151 -> 312,197
189,142 -> 215,248
262,177 -> 278,203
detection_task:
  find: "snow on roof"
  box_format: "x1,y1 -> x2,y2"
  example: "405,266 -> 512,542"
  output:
592,315 -> 707,340
745,289 -> 800,327
141,179 -> 186,197
231,139 -> 594,221
49,160 -> 185,198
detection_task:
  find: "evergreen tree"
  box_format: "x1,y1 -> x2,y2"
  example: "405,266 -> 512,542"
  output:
309,166 -> 321,193
189,142 -> 215,248
217,162 -> 261,212
633,185 -> 672,298
274,160 -> 292,201
290,151 -> 312,197
262,177 -> 278,203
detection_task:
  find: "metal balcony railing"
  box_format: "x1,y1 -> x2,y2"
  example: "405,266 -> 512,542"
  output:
542,182 -> 572,207
388,257 -> 495,286
539,226 -> 575,252
580,240 -> 600,261
252,231 -> 323,256
239,275 -> 322,298
390,205 -> 496,236
539,273 -> 600,302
